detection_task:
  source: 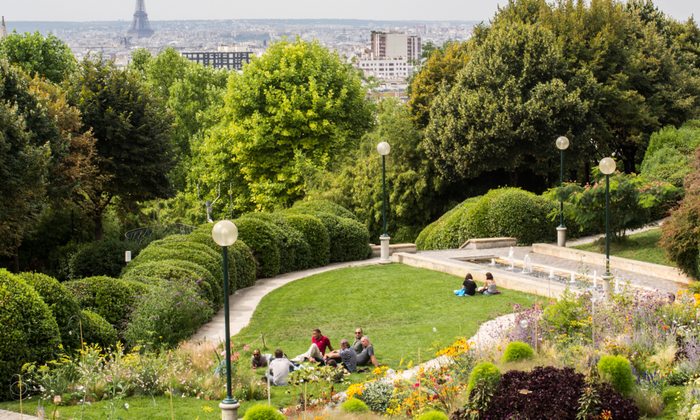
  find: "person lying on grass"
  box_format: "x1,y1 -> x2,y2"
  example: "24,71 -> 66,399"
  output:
265,349 -> 294,386
323,339 -> 357,372
356,336 -> 379,368
291,328 -> 334,363
251,348 -> 268,369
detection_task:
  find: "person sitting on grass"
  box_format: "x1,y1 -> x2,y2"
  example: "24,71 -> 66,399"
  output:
356,336 -> 379,369
477,272 -> 499,295
291,329 -> 333,363
251,349 -> 268,369
352,328 -> 364,353
325,359 -> 345,382
265,349 -> 294,386
323,339 -> 357,372
455,273 -> 477,296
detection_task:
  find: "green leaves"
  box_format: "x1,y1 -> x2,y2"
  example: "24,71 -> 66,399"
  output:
0,30 -> 75,84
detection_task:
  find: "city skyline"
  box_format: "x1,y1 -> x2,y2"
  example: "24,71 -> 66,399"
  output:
3,0 -> 698,24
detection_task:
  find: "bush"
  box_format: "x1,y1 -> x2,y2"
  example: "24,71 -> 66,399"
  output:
502,341 -> 535,363
357,379 -> 394,413
598,355 -> 635,397
458,366 -> 639,420
0,269 -> 61,400
660,189 -> 700,281
18,272 -> 81,350
292,211 -> 370,262
124,244 -> 223,310
119,259 -> 214,305
46,241 -> 81,282
186,228 -> 257,289
69,239 -> 148,280
242,213 -> 312,273
280,213 -> 330,268
124,279 -> 214,349
641,144 -> 692,188
341,398 -> 370,414
466,362 -> 501,396
64,276 -> 151,333
79,309 -> 118,349
418,411 -> 449,420
233,217 -> 281,278
291,199 -> 359,221
488,189 -> 555,245
243,404 -> 285,420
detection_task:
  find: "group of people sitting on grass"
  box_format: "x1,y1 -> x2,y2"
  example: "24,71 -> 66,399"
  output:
250,328 -> 379,386
455,272 -> 500,296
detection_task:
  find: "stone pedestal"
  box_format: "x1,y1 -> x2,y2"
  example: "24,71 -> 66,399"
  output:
220,402 -> 240,420
379,235 -> 391,264
557,227 -> 567,247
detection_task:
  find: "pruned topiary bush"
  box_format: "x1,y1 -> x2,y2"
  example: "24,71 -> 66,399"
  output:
0,269 -> 61,399
119,260 -> 214,306
79,309 -> 119,349
243,404 -> 286,420
466,361 -> 501,396
186,228 -> 257,290
64,276 -> 152,333
68,239 -> 148,280
292,211 -> 370,262
242,213 -> 312,273
488,189 -> 556,245
18,272 -> 81,350
341,398 -> 370,414
233,217 -> 281,278
598,355 -> 635,397
282,214 -> 330,268
291,199 -> 359,221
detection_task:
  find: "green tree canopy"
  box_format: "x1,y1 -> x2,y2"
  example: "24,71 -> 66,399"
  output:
194,37 -> 375,211
0,30 -> 74,84
66,55 -> 177,241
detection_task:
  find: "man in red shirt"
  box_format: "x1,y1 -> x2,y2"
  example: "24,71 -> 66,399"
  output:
291,328 -> 334,363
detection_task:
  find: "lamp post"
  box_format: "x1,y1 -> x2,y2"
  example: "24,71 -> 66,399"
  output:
211,220 -> 240,420
556,136 -> 569,247
377,141 -> 391,264
599,157 -> 616,297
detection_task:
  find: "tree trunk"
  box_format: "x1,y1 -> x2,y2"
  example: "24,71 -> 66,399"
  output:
509,170 -> 519,187
93,214 -> 104,242
12,250 -> 19,274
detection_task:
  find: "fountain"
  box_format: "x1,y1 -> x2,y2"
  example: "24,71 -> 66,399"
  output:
570,272 -> 576,284
522,254 -> 532,273
549,269 -> 555,279
508,247 -> 515,270
490,258 -> 496,266
593,270 -> 597,287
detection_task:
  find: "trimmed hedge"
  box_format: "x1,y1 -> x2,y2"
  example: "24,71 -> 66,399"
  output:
186,230 -> 256,290
288,211 -> 370,262
242,213 -> 312,272
79,309 -> 119,349
501,341 -> 535,363
244,404 -> 286,420
119,260 -> 214,305
18,272 -> 81,350
291,199 -> 359,221
232,217 -> 281,278
64,276 -> 151,333
69,239 -> 148,280
123,245 -> 223,310
282,214 -> 330,268
487,189 -> 556,245
0,269 -> 61,400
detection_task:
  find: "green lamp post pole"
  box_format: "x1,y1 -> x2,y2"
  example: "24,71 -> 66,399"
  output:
212,220 -> 240,419
377,141 -> 391,264
599,157 -> 616,297
556,136 -> 569,246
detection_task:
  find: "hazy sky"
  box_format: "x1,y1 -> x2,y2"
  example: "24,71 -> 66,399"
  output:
2,0 -> 697,23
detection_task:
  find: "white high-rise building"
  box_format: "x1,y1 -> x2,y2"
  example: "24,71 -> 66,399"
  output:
371,31 -> 421,61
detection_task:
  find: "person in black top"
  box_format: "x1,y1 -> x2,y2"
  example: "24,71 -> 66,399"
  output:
462,273 -> 477,296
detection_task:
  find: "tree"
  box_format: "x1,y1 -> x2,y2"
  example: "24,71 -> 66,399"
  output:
0,30 -> 74,84
423,22 -> 590,183
66,55 -> 177,241
195,37 -> 375,211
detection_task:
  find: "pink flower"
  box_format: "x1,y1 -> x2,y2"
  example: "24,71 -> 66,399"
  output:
243,345 -> 250,352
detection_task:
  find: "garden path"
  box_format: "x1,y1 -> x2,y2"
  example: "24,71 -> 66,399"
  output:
0,408 -> 38,419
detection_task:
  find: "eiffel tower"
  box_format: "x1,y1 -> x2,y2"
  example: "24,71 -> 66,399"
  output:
126,0 -> 154,38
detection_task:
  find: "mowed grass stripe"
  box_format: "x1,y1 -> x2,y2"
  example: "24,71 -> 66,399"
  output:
234,263 -> 534,368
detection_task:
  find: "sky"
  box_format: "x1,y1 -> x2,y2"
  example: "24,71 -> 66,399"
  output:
1,0 -> 698,23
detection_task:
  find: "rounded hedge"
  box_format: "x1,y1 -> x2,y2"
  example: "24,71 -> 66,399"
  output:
488,189 -> 555,245
79,309 -> 118,349
467,361 -> 502,396
64,276 -> 152,332
417,411 -> 449,420
243,404 -> 286,420
598,355 -> 635,397
242,213 -> 312,272
69,239 -> 148,280
119,260 -> 215,305
18,272 -> 81,350
282,214 -> 330,268
502,341 -> 535,363
341,398 -> 370,414
291,199 -> 359,221
232,217 -> 281,278
0,269 -> 61,400
123,245 -> 223,310
296,211 -> 370,262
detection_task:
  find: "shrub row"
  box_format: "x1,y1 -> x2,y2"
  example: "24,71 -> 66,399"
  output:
416,188 -> 581,250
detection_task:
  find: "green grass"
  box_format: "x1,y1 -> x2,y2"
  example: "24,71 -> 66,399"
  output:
650,385 -> 684,419
233,264 -> 534,369
571,228 -> 674,267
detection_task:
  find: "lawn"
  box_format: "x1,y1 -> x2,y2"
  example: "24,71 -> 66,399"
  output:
571,228 -> 674,267
233,263 -> 534,369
